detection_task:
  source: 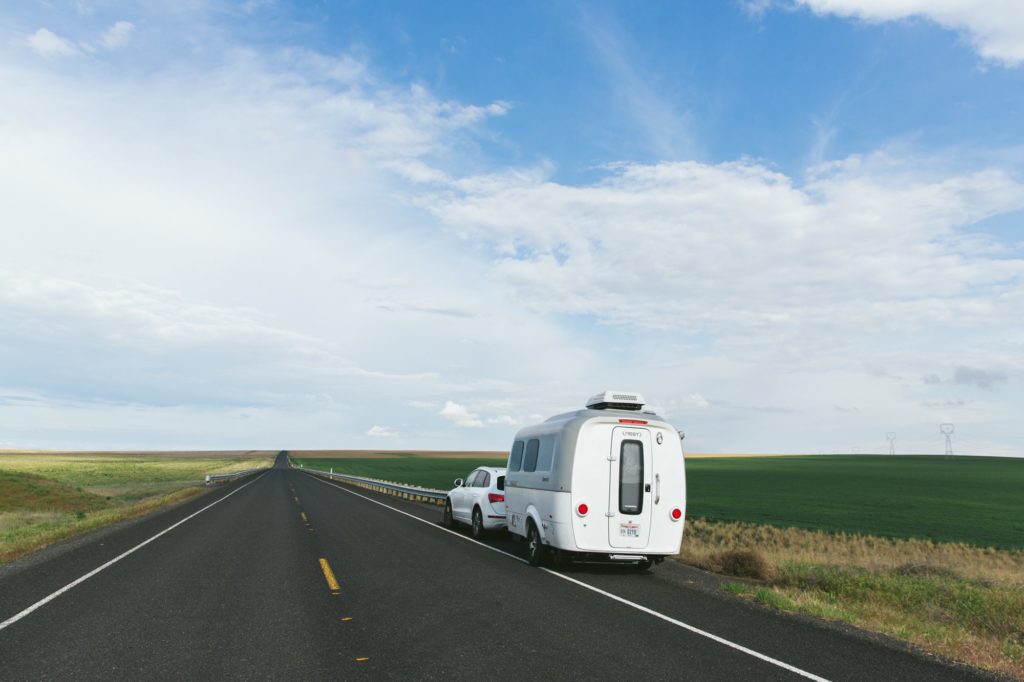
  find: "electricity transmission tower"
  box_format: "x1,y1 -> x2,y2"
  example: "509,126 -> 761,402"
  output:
886,432 -> 896,455
940,423 -> 955,456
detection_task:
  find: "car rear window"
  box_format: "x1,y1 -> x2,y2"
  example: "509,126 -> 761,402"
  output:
496,475 -> 505,491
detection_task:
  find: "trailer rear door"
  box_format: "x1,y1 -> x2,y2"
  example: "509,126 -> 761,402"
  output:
607,426 -> 652,548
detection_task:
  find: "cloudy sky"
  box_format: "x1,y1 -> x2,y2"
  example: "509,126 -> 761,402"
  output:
1,1 -> 1022,456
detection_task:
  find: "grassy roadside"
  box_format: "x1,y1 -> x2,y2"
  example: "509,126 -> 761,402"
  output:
0,454 -> 273,564
677,518 -> 1024,680
293,455 -> 505,490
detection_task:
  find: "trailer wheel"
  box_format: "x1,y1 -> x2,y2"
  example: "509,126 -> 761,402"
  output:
526,523 -> 544,567
552,548 -> 572,570
471,507 -> 485,539
442,500 -> 456,529
636,558 -> 654,571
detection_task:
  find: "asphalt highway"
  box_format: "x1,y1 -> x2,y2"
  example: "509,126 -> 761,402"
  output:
0,452 -> 996,680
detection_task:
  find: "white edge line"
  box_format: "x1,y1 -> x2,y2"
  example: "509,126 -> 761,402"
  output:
306,471 -> 830,682
306,474 -> 528,564
0,472 -> 265,633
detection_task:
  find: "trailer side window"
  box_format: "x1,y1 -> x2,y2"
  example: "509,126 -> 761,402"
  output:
523,439 -> 540,472
536,436 -> 554,472
509,441 -> 524,471
619,440 -> 644,515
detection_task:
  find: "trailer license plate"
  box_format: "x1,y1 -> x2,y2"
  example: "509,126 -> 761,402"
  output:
620,523 -> 640,538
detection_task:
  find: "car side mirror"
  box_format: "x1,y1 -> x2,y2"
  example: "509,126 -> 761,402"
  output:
454,478 -> 464,487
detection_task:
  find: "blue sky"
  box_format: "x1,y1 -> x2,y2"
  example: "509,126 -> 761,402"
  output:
1,1 -> 1022,455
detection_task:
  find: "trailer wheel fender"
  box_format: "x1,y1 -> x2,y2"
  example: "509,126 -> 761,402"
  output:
525,505 -> 546,544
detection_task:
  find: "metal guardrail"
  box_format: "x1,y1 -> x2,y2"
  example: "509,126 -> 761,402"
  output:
204,468 -> 266,485
300,466 -> 448,505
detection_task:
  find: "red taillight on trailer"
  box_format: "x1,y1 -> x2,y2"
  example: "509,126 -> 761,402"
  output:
488,493 -> 505,504
576,503 -> 589,517
618,418 -> 648,425
670,507 -> 682,521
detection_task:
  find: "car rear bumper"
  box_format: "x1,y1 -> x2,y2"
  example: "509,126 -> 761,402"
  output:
483,515 -> 507,529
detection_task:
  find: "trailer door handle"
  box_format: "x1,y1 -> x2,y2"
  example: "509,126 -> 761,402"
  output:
654,473 -> 661,504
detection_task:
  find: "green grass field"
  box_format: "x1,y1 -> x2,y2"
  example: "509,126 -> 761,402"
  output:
686,455 -> 1024,549
0,453 -> 273,562
293,455 -> 505,490
297,453 -> 1024,550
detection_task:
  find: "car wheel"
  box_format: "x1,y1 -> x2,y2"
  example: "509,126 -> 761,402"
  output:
526,523 -> 544,567
442,500 -> 456,529
471,507 -> 485,539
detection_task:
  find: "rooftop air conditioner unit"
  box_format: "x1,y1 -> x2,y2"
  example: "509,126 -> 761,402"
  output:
586,390 -> 645,411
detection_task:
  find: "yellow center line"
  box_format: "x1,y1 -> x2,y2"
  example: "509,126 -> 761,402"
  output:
340,617 -> 353,621
319,557 -> 341,592
355,657 -> 369,662
301,512 -> 308,523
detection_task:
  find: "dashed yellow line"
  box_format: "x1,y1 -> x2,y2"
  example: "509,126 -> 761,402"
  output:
355,657 -> 369,662
301,512 -> 308,523
340,617 -> 353,621
319,557 -> 341,593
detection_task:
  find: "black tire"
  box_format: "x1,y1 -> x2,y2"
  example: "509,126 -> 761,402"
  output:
471,507 -> 485,539
442,500 -> 456,529
636,558 -> 654,571
526,523 -> 544,566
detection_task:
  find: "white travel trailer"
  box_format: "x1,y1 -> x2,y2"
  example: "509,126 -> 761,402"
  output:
504,391 -> 686,569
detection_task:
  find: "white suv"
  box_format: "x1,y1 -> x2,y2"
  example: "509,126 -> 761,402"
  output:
442,467 -> 507,539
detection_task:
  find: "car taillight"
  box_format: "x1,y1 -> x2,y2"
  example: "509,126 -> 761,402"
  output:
670,507 -> 682,521
576,503 -> 589,517
488,493 -> 505,504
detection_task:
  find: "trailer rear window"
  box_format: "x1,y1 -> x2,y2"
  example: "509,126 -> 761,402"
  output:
536,436 -> 554,472
509,441 -> 524,471
619,440 -> 644,515
523,439 -> 540,472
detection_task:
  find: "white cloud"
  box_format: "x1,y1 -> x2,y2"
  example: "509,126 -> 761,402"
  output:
791,0 -> 1024,66
429,155 -> 1024,340
367,425 -> 398,437
99,20 -> 134,50
439,401 -> 484,428
681,393 -> 710,409
0,41 -> 584,449
24,28 -> 79,59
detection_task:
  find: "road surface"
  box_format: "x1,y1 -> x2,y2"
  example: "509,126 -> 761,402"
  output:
0,452 -> 994,680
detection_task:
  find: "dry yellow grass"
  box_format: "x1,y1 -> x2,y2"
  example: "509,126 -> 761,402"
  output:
0,449 -> 277,458
678,518 -> 1024,586
677,518 -> 1024,679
